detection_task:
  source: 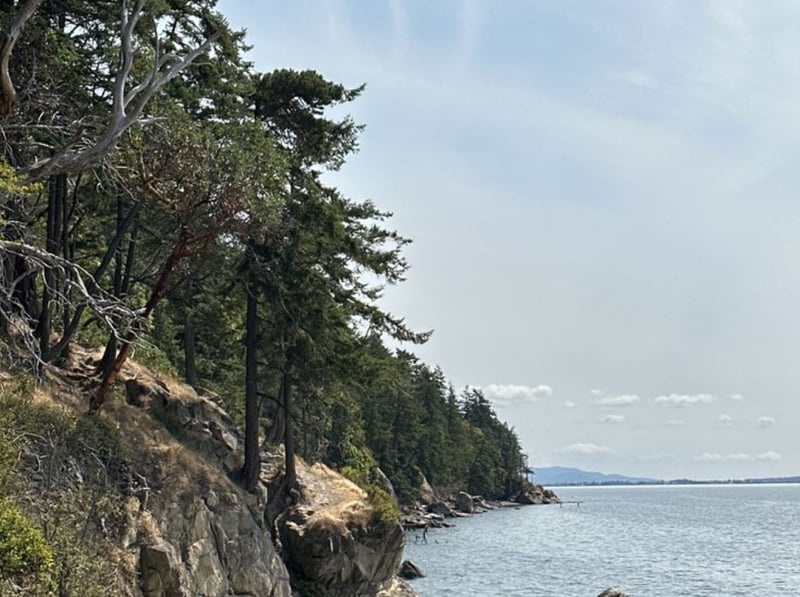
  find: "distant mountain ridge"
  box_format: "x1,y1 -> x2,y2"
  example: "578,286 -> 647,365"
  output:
530,466 -> 800,486
530,466 -> 660,486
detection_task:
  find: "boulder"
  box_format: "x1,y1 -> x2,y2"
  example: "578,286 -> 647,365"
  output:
542,488 -> 560,504
597,588 -> 628,597
427,501 -> 455,517
454,491 -> 474,514
398,560 -> 425,580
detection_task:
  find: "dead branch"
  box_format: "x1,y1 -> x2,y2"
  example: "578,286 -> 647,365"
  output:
0,239 -> 142,374
0,0 -> 45,117
24,0 -> 221,180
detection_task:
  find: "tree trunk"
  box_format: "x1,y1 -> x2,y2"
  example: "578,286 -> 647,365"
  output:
90,232 -> 189,411
241,277 -> 260,492
283,373 -> 297,490
98,196 -> 125,375
46,201 -> 140,362
37,174 -> 64,355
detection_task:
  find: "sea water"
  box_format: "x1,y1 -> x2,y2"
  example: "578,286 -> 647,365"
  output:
402,484 -> 800,596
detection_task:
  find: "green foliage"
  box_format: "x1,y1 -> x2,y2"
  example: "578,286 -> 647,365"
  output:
0,500 -> 54,594
0,162 -> 41,198
0,385 -> 136,595
364,485 -> 399,526
340,466 -> 399,526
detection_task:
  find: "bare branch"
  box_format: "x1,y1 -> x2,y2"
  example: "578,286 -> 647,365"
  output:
0,240 -> 142,374
23,2 -> 221,181
0,0 -> 45,117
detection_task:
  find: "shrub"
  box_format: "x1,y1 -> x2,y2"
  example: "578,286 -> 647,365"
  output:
340,466 -> 399,526
0,499 -> 54,594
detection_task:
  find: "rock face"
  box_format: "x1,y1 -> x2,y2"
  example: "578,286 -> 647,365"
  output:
118,368 -> 411,597
121,374 -> 292,597
139,495 -> 291,597
280,462 -> 407,596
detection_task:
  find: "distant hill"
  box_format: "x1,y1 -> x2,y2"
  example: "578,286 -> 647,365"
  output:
530,466 -> 660,486
530,466 -> 800,486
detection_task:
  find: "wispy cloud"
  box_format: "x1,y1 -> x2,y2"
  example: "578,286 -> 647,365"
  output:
717,414 -> 733,427
696,451 -> 782,463
595,394 -> 640,407
560,443 -> 611,455
756,416 -> 776,428
729,393 -> 745,402
563,400 -> 576,408
655,393 -> 715,407
601,414 -> 625,424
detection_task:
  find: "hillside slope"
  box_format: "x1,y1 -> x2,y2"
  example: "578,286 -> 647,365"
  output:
0,351 -> 414,596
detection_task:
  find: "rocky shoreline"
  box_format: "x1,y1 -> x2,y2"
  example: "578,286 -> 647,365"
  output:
400,485 -> 561,530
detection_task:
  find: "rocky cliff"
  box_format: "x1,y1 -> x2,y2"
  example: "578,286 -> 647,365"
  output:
1,353 -> 414,596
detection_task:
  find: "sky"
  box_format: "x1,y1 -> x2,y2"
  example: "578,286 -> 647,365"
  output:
217,0 -> 800,480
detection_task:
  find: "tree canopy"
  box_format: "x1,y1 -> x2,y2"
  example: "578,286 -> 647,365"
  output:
0,0 -> 529,505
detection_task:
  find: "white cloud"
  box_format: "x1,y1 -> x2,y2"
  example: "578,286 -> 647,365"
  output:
595,394 -> 640,407
589,389 -> 605,397
729,393 -> 745,402
559,443 -> 611,455
757,451 -> 781,462
717,414 -> 733,427
756,416 -> 776,428
563,400 -> 576,408
482,383 -> 553,403
655,393 -> 715,407
601,414 -> 625,424
664,419 -> 686,426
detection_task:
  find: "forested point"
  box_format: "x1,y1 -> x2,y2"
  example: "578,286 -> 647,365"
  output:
0,0 -> 530,516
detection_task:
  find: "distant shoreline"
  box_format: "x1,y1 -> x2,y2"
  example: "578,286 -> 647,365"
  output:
548,477 -> 800,487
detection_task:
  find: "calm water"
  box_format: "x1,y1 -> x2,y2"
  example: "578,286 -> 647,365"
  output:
402,485 -> 800,596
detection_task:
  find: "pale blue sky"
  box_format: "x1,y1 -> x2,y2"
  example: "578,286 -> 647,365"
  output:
219,0 -> 800,480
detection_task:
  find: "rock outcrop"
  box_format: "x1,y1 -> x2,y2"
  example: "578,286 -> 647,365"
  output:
114,362 -> 416,597
138,494 -> 291,597
513,485 -> 560,505
278,461 -> 407,596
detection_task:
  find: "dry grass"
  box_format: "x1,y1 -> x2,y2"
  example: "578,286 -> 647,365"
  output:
296,461 -> 372,534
